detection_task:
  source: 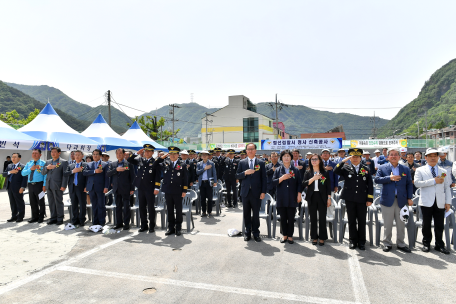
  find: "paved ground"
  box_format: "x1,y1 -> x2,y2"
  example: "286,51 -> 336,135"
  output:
0,189 -> 456,304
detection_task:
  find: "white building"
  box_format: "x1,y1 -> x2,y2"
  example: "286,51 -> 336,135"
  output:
201,95 -> 274,147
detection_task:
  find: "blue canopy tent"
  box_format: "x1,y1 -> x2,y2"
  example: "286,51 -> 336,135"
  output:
121,121 -> 168,152
81,114 -> 142,151
0,120 -> 41,150
19,103 -> 103,153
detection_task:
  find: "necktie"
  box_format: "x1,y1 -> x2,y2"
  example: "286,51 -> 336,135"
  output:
431,166 -> 436,178
9,164 -> 15,182
325,161 -> 327,167
250,160 -> 254,170
29,161 -> 36,181
74,163 -> 79,186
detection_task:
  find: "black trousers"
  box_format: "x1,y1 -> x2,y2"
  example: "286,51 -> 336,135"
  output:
278,207 -> 295,238
309,194 -> 328,240
346,200 -> 367,245
225,179 -> 237,206
7,186 -> 25,220
138,188 -> 155,229
165,193 -> 183,230
28,182 -> 45,220
422,200 -> 445,248
200,181 -> 213,214
115,191 -> 131,226
89,190 -> 106,225
69,185 -> 87,225
243,191 -> 261,237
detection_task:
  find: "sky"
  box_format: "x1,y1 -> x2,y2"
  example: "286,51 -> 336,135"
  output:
1,0 -> 456,121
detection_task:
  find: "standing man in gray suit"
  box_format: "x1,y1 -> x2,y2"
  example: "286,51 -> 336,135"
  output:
196,150 -> 217,217
41,147 -> 69,225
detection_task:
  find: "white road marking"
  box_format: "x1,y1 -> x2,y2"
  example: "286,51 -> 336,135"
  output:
0,232 -> 138,296
346,247 -> 370,304
189,231 -> 228,237
58,266 -> 357,304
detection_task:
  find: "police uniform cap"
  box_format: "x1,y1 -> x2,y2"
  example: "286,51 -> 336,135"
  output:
143,144 -> 155,151
348,148 -> 363,156
213,148 -> 222,152
168,146 -> 181,154
226,149 -> 235,154
240,150 -> 247,155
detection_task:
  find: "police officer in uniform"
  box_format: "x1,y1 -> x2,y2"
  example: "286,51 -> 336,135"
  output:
128,144 -> 161,233
156,146 -> 188,236
180,150 -> 195,187
333,148 -> 373,251
223,149 -> 239,208
212,148 -> 225,183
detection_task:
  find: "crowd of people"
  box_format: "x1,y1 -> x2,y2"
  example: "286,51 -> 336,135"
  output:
2,143 -> 454,254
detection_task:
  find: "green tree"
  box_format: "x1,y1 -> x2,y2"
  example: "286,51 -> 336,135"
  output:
127,115 -> 180,141
0,109 -> 40,129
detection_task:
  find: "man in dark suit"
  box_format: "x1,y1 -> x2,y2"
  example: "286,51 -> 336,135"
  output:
83,149 -> 110,227
196,151 -> 217,216
41,147 -> 69,225
235,143 -> 267,242
64,150 -> 87,226
266,151 -> 280,200
361,151 -> 376,174
107,148 -> 136,231
156,146 -> 188,236
101,152 -> 113,206
291,149 -> 306,179
3,153 -> 27,222
128,144 -> 161,233
188,150 -> 198,186
212,147 -> 225,182
223,149 -> 239,208
180,150 -> 195,187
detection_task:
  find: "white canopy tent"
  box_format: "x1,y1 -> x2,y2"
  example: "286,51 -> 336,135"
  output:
121,121 -> 168,152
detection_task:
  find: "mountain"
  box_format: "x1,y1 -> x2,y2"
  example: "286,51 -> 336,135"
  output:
5,82 -> 130,133
140,102 -> 389,139
0,80 -> 91,131
378,58 -> 456,138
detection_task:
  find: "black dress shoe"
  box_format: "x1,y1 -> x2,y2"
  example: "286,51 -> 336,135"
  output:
318,241 -> 324,246
123,225 -> 130,231
113,224 -> 124,229
435,246 -> 450,255
7,218 -> 17,222
244,235 -> 251,241
280,237 -> 287,243
28,219 -> 38,223
149,228 -> 155,233
165,229 -> 175,236
138,227 -> 148,233
383,246 -> 392,252
37,219 -> 44,223
349,243 -> 357,250
254,236 -> 262,242
47,220 -> 57,225
288,239 -> 294,244
176,230 -> 181,236
201,213 -> 207,217
56,221 -> 63,226
79,223 -> 85,227
397,246 -> 411,253
421,246 -> 430,252
358,244 -> 366,251
16,219 -> 23,223
312,240 -> 318,246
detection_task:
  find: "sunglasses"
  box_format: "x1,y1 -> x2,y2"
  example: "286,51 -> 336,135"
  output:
311,158 -> 319,161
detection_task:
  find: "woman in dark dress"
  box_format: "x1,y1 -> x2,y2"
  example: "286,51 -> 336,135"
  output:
302,154 -> 332,246
272,150 -> 303,244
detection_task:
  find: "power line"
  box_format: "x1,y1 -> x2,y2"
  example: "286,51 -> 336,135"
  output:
73,100 -> 107,120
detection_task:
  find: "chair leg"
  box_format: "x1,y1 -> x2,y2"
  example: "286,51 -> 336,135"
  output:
332,221 -> 337,243
161,211 -> 165,229
368,223 -> 374,246
187,213 -> 190,233
445,217 -> 451,251
191,212 -> 194,229
375,225 -> 381,247
242,216 -> 245,235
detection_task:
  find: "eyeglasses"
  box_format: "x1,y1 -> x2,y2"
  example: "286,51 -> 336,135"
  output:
246,149 -> 255,151
311,158 -> 319,161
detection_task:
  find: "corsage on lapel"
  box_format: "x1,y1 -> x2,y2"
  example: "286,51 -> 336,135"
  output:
55,163 -> 61,168
124,163 -> 129,170
37,165 -> 42,173
359,168 -> 367,176
401,173 -> 406,177
441,173 -> 446,178
255,164 -> 260,171
289,170 -> 295,179
321,176 -> 326,184
98,164 -> 103,170
175,164 -> 181,170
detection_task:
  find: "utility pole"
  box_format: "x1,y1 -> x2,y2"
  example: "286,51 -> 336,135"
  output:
424,107 -> 428,147
169,104 -> 180,143
416,121 -> 419,138
268,94 -> 287,139
203,112 -> 215,148
107,90 -> 111,127
370,111 -> 378,138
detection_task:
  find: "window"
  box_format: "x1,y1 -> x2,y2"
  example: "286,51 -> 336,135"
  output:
243,117 -> 259,142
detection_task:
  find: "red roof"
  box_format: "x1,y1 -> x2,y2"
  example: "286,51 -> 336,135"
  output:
300,132 -> 346,140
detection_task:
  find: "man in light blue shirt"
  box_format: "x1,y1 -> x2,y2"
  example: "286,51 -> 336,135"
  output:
21,149 -> 47,223
196,151 -> 217,217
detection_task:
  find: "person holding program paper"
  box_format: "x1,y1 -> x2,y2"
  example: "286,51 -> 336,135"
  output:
21,149 -> 47,223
